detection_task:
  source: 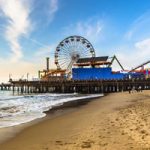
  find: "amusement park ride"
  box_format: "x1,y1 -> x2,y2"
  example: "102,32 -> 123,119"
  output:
38,35 -> 150,81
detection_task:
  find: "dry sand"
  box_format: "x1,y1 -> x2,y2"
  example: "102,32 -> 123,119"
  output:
1,91 -> 150,150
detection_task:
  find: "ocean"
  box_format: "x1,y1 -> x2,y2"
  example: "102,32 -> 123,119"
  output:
0,91 -> 102,128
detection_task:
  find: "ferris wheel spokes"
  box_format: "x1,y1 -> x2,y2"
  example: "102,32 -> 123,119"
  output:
54,35 -> 96,71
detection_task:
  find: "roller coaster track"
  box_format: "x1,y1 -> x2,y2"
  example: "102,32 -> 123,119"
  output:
129,60 -> 150,73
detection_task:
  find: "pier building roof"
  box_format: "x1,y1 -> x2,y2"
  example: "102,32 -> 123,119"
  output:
74,56 -> 111,67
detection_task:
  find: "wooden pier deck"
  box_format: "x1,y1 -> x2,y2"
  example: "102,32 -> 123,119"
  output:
5,78 -> 150,94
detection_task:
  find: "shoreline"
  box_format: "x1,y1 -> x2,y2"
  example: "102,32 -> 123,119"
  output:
1,91 -> 150,149
0,94 -> 102,144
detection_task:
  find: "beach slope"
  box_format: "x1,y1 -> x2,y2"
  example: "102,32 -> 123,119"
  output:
1,91 -> 150,149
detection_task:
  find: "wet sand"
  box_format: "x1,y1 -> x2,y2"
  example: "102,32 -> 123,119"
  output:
1,91 -> 150,149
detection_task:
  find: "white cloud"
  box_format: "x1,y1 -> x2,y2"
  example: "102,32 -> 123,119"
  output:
48,0 -> 58,23
125,11 -> 150,40
114,38 -> 150,71
35,45 -> 55,57
63,18 -> 103,44
0,0 -> 59,82
0,0 -> 32,62
116,11 -> 150,70
0,41 -> 58,82
135,38 -> 150,58
135,38 -> 150,49
49,0 -> 58,16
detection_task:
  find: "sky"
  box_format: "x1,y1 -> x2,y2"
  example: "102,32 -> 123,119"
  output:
0,0 -> 150,82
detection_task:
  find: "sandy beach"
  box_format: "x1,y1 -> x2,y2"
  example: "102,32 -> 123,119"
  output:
1,91 -> 150,149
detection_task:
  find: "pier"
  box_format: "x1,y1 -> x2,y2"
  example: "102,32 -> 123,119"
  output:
9,78 -> 150,94
1,35 -> 150,94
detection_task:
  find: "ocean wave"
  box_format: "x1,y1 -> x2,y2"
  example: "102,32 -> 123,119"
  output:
0,92 -> 103,128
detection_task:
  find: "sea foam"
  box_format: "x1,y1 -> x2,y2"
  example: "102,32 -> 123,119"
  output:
0,91 -> 103,128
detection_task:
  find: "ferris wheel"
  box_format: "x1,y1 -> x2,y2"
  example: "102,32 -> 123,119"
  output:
55,35 -> 96,71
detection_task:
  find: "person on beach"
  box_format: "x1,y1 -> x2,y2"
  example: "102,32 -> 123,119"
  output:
138,86 -> 142,92
128,87 -> 132,94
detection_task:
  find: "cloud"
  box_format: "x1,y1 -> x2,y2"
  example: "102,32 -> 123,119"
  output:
0,0 -> 32,62
43,0 -> 58,24
63,18 -> 103,44
49,0 -> 58,16
0,41 -> 57,82
114,11 -> 150,71
125,11 -> 150,40
114,38 -> 150,71
35,45 -> 55,57
135,38 -> 150,58
31,0 -> 58,27
135,38 -> 150,49
47,0 -> 58,24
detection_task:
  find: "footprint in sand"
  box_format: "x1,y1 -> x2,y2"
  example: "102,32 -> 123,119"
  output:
55,140 -> 76,146
81,140 -> 94,148
55,140 -> 64,146
99,142 -> 108,147
141,129 -> 146,133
